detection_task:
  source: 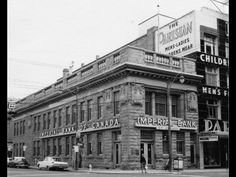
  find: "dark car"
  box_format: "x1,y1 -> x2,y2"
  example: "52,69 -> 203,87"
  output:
8,157 -> 30,168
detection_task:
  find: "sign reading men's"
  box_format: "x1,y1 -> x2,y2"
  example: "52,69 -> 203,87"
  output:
155,11 -> 196,56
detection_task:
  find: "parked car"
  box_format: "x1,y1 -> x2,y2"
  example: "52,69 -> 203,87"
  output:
7,157 -> 13,167
8,157 -> 29,168
37,157 -> 68,170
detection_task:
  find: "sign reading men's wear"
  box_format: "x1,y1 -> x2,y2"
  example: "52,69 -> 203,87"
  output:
155,10 -> 196,56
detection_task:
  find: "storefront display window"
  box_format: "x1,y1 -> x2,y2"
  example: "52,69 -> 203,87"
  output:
203,141 -> 220,167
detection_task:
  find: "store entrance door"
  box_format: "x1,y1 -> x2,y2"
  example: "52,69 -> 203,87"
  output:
140,142 -> 153,166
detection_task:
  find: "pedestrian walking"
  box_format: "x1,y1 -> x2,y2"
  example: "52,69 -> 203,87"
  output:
140,154 -> 147,173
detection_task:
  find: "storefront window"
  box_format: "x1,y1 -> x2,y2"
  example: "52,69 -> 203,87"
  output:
162,131 -> 169,154
204,141 -> 220,166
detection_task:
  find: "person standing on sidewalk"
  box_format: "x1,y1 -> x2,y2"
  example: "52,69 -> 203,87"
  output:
140,154 -> 147,173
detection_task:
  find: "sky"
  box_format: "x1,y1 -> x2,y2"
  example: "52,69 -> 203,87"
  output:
7,0 -> 229,99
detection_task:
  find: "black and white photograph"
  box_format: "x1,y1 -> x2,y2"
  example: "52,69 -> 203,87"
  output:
7,0 -> 229,176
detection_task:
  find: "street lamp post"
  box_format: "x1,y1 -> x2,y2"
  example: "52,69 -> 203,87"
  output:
167,74 -> 184,172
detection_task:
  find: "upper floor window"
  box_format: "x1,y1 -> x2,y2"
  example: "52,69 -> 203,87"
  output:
145,91 -> 152,115
225,42 -> 229,58
97,96 -> 103,119
37,116 -> 41,131
155,94 -> 166,116
66,106 -> 70,125
205,67 -> 219,87
207,99 -> 221,120
204,34 -> 217,55
80,102 -> 85,123
33,117 -> 37,132
72,104 -> 76,124
53,110 -> 57,128
114,91 -> 120,116
87,100 -> 92,121
43,114 -> 46,130
58,109 -> 62,127
47,112 -> 51,129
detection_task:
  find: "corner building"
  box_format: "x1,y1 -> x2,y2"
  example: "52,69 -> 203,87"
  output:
13,24 -> 203,170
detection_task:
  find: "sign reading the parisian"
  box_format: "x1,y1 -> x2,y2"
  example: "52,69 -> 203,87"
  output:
155,11 -> 197,56
135,117 -> 197,130
201,86 -> 228,97
198,53 -> 228,67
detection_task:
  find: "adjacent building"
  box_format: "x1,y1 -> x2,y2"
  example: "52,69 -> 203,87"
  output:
152,7 -> 229,169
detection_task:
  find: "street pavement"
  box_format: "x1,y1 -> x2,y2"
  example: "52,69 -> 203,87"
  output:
7,166 -> 229,177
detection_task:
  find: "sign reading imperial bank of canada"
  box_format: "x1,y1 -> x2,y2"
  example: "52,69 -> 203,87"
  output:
135,117 -> 197,130
155,11 -> 197,57
40,118 -> 120,138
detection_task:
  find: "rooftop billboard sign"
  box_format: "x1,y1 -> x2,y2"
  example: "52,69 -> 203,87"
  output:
155,11 -> 198,57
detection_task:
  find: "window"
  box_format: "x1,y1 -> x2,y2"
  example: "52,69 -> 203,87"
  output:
14,123 -> 16,136
65,137 -> 69,155
80,102 -> 85,123
58,138 -> 61,156
204,34 -> 217,55
87,134 -> 92,155
225,21 -> 229,36
37,116 -> 41,131
205,67 -> 219,87
34,117 -> 37,132
155,94 -> 166,116
97,133 -> 102,155
47,112 -> 51,129
71,136 -> 75,154
114,91 -> 120,116
20,121 -> 22,135
72,104 -> 76,124
47,139 -> 50,156
171,95 -> 179,118
97,96 -> 103,119
23,120 -> 25,134
33,141 -> 36,156
58,109 -> 62,127
87,100 -> 92,121
37,140 -> 40,156
162,131 -> 169,154
66,106 -> 70,125
207,99 -> 220,119
225,42 -> 229,59
176,132 -> 185,155
16,122 -> 19,135
53,110 -> 57,128
226,72 -> 229,88
145,91 -> 152,115
43,114 -> 46,130
53,138 -> 56,156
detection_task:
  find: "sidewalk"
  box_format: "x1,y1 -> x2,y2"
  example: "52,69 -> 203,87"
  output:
66,167 -> 229,174
30,165 -> 228,174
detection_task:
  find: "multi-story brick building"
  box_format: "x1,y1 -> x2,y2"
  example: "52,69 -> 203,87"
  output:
150,7 -> 229,169
13,40 -> 202,169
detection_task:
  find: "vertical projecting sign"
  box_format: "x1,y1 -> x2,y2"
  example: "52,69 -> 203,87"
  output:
155,11 -> 197,57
